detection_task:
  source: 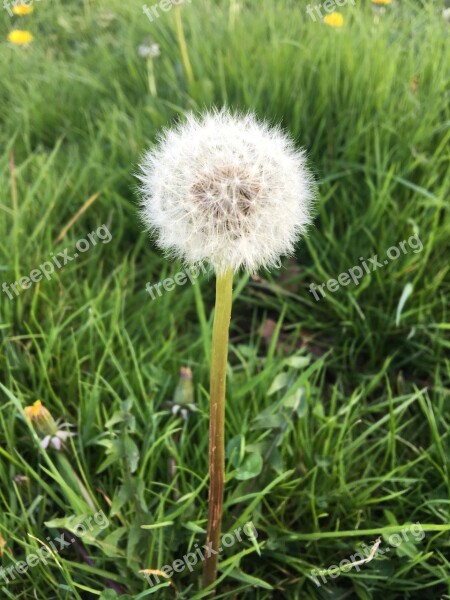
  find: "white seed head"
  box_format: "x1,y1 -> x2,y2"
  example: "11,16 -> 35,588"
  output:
137,42 -> 160,58
138,109 -> 315,274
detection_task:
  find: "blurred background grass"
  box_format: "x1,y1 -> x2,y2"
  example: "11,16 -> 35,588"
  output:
0,0 -> 449,598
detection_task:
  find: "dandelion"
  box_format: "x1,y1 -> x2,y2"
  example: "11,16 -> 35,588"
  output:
12,4 -> 34,15
24,400 -> 75,451
323,12 -> 344,28
138,41 -> 160,59
138,109 -> 315,590
171,366 -> 196,420
372,0 -> 392,4
166,367 -> 196,500
23,401 -> 94,510
138,40 -> 161,97
7,29 -> 33,45
24,400 -> 55,429
139,110 -> 314,274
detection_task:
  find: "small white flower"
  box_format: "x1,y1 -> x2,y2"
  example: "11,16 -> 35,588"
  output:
138,109 -> 315,274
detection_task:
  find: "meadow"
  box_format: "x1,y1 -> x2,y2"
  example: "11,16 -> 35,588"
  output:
0,0 -> 449,598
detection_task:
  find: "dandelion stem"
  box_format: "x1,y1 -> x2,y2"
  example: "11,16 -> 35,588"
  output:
147,57 -> 157,97
203,268 -> 233,592
174,4 -> 194,88
228,0 -> 238,29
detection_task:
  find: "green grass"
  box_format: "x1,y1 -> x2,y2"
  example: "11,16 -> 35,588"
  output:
0,0 -> 449,598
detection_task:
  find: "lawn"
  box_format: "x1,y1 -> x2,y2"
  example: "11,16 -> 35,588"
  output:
0,0 -> 449,598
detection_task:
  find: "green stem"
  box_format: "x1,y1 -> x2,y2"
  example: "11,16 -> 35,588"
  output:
228,0 -> 238,29
174,4 -> 194,88
147,57 -> 157,97
202,269 -> 233,592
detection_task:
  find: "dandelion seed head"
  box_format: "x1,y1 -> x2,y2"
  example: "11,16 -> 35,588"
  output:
138,109 -> 315,273
138,42 -> 160,58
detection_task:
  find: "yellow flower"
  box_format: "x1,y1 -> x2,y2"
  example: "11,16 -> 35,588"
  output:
24,400 -> 55,430
24,400 -> 75,451
12,4 -> 34,15
7,30 -> 33,45
324,12 -> 344,28
372,0 -> 392,4
0,535 -> 6,557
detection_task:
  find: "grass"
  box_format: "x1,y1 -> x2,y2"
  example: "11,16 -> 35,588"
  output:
0,0 -> 449,598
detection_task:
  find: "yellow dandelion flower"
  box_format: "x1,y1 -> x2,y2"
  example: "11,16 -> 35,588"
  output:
24,400 -> 55,432
7,30 -> 33,45
324,12 -> 344,28
12,4 -> 34,15
24,400 -> 75,450
372,0 -> 392,4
